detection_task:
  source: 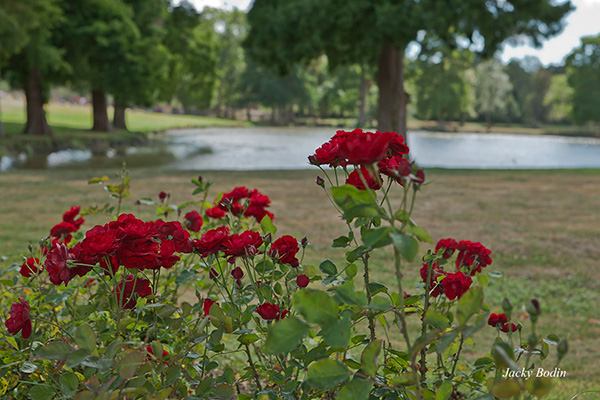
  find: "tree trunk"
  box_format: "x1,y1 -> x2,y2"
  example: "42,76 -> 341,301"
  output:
91,89 -> 112,132
246,107 -> 252,121
358,64 -> 369,127
113,101 -> 127,130
0,67 -> 4,138
377,42 -> 409,138
23,67 -> 53,136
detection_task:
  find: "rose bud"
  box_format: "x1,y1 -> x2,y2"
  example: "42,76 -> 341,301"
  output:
263,233 -> 272,244
308,155 -> 318,165
158,191 -> 168,201
296,274 -> 310,288
558,339 -> 568,359
231,267 -> 244,280
502,298 -> 513,313
316,176 -> 325,188
414,169 -> 425,185
209,268 -> 219,279
301,237 -> 308,247
235,278 -> 242,288
197,175 -> 203,183
256,302 -> 280,320
203,298 -> 216,316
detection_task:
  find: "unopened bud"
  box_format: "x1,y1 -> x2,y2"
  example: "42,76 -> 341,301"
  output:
316,176 -> 325,188
526,299 -> 541,320
301,237 -> 308,247
197,175 -> 203,183
308,155 -> 319,166
502,298 -> 513,314
414,169 -> 425,185
558,339 -> 568,359
209,268 -> 219,279
263,233 -> 272,244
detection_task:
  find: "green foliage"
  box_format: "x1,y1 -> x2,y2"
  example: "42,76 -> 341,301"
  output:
566,34 -> 600,125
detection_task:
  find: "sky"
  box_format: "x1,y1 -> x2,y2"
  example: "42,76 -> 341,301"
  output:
182,0 -> 600,66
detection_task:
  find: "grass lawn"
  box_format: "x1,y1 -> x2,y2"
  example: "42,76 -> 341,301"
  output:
0,99 -> 249,153
1,168 -> 599,399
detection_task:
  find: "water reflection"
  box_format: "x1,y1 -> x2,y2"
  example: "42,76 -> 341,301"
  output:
1,127 -> 599,171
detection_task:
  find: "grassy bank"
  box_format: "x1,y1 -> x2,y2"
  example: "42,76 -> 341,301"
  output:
1,168 -> 599,398
0,99 -> 250,153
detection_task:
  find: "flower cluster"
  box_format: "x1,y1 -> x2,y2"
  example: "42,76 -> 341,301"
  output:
420,262 -> 472,300
49,206 -> 85,243
205,186 -> 273,222
435,238 -> 492,275
309,129 -> 424,191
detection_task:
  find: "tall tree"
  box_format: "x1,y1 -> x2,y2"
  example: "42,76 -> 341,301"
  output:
161,1 -> 218,114
111,0 -> 170,130
543,74 -> 573,123
203,7 -> 247,118
58,0 -> 140,132
524,68 -> 552,127
566,34 -> 600,125
244,0 -> 572,136
473,60 -> 513,129
1,0 -> 64,136
413,46 -> 473,129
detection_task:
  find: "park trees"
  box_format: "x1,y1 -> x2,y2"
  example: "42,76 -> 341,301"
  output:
0,0 -> 65,136
244,0 -> 573,136
566,34 -> 600,125
473,60 -> 514,129
413,46 -> 473,129
544,74 -> 573,123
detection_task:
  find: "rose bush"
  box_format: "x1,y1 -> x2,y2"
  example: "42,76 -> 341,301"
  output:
0,131 -> 568,400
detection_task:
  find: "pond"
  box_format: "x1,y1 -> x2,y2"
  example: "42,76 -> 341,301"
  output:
2,127 -> 600,171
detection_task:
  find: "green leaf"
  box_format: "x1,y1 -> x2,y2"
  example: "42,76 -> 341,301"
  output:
118,351 -> 144,380
66,349 -> 90,368
346,263 -> 358,278
75,324 -> 96,352
260,215 -> 277,235
361,227 -> 392,249
525,377 -> 553,398
164,365 -> 181,386
322,311 -> 352,348
238,333 -> 260,346
157,304 -> 178,318
331,185 -> 380,221
176,269 -> 196,285
36,341 -> 74,360
337,377 -> 373,400
20,361 -> 38,374
59,372 -> 79,397
209,304 -> 234,333
436,330 -> 459,355
336,281 -> 367,306
264,317 -> 309,355
332,236 -> 351,248
360,340 -> 382,378
319,259 -> 337,275
405,225 -> 433,243
306,359 -> 349,389
214,383 -> 235,399
457,286 -> 484,326
424,310 -> 450,331
293,290 -> 339,328
391,232 -> 418,262
491,380 -> 522,399
435,381 -> 453,400
28,385 -> 56,400
367,282 -> 388,296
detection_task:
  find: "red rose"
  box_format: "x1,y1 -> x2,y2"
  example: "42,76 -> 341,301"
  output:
386,132 -> 410,156
156,221 -> 193,253
256,302 -> 280,320
269,235 -> 299,267
296,274 -> 310,288
338,131 -> 394,165
435,238 -> 458,259
346,167 -> 381,190
206,207 -> 226,219
488,313 -> 509,327
50,221 -> 77,242
209,268 -> 219,279
62,206 -> 85,229
203,298 -> 217,316
5,297 -> 32,339
194,227 -> 230,257
222,230 -> 264,262
45,243 -> 86,286
455,240 -> 492,275
158,192 -> 168,201
413,169 -> 426,185
183,210 -> 203,232
420,262 -> 446,297
249,190 -> 271,207
441,271 -> 472,300
20,257 -> 39,278
244,205 -> 273,222
113,274 -> 152,309
225,186 -> 250,200
378,155 -> 411,181
311,140 -> 341,166
500,323 -> 518,333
